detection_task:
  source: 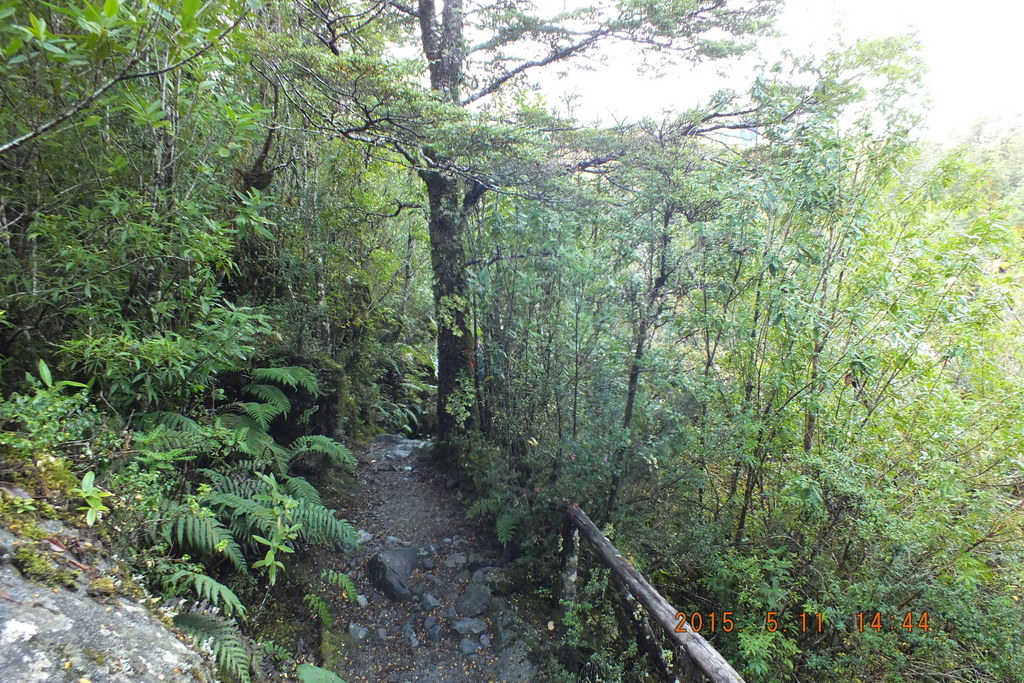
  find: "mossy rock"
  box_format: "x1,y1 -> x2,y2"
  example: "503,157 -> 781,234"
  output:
88,576 -> 117,597
12,544 -> 79,588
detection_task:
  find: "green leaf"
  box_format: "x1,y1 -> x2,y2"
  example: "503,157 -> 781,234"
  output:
4,36 -> 23,58
37,359 -> 52,387
102,0 -> 118,18
181,0 -> 200,27
296,664 -> 346,683
28,13 -> 46,38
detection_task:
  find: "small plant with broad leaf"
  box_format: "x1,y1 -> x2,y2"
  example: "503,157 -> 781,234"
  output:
71,471 -> 113,526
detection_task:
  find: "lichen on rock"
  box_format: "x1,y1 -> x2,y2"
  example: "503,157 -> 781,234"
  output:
0,528 -> 214,682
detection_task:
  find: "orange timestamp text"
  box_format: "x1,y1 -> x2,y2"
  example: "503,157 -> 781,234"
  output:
673,611 -> 931,634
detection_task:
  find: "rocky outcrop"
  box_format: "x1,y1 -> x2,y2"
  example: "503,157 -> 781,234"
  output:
0,527 -> 213,683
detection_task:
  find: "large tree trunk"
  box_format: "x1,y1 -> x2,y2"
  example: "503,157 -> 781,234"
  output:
421,169 -> 481,449
416,0 -> 485,462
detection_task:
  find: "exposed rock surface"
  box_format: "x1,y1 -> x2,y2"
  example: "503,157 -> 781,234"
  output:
368,547 -> 420,601
0,528 -> 213,683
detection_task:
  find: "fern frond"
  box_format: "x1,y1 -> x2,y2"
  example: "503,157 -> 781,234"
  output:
215,457 -> 279,476
289,435 -> 355,470
203,490 -> 274,537
282,475 -> 322,506
174,611 -> 251,683
238,401 -> 285,431
496,512 -> 518,546
219,414 -> 288,460
133,422 -> 209,453
169,570 -> 247,618
149,501 -> 186,546
242,383 -> 292,415
293,501 -> 358,546
302,593 -> 333,627
201,470 -> 264,499
466,496 -> 504,519
168,510 -> 247,572
259,639 -> 293,664
151,411 -> 206,435
321,569 -> 357,602
252,366 -> 319,395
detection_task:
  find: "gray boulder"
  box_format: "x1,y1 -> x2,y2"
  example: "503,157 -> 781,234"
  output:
368,547 -> 420,601
458,637 -> 482,655
456,581 -> 491,617
425,622 -> 443,643
403,621 -> 419,648
493,639 -> 536,682
453,618 -> 487,636
444,552 -> 467,568
0,563 -> 214,683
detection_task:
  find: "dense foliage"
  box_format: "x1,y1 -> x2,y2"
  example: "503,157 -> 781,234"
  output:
1,0 -> 1023,681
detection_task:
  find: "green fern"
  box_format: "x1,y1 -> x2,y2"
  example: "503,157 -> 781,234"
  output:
148,411 -> 205,435
238,401 -> 286,431
133,421 -> 211,454
259,639 -> 293,663
242,383 -> 292,415
219,414 -> 288,459
174,611 -> 252,683
169,570 -> 247,618
167,509 -> 247,572
302,593 -> 333,627
496,512 -> 518,546
215,456 -> 281,476
467,495 -> 504,519
202,490 -> 275,537
321,569 -> 358,602
201,470 -> 263,499
282,475 -> 323,506
289,435 -> 355,470
294,501 -> 358,546
252,366 -> 319,395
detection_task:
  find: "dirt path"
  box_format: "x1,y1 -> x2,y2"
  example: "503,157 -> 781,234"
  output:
313,436 -> 535,683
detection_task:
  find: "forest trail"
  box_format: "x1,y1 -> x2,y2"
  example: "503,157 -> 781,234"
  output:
313,436 -> 537,683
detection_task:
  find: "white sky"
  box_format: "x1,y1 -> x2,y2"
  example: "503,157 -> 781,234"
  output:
535,0 -> 1024,140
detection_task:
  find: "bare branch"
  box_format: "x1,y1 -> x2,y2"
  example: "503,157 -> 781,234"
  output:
461,30 -> 607,105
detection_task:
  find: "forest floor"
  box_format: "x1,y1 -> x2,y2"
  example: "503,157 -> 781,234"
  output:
307,436 -> 538,683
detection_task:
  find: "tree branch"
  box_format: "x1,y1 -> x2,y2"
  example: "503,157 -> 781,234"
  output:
0,11 -> 247,157
461,30 -> 607,105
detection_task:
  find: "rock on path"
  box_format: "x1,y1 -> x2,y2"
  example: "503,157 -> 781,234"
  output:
313,436 -> 537,683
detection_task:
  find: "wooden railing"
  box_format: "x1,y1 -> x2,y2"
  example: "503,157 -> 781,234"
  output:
554,501 -> 744,683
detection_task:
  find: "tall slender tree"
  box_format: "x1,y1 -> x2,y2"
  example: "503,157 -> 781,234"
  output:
401,0 -> 780,456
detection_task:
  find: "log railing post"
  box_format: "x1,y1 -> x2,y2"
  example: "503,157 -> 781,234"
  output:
552,501 -> 744,683
611,572 -> 679,683
560,515 -> 578,607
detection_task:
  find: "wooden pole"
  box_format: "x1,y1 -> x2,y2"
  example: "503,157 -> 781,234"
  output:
560,516 -> 579,605
610,572 -> 678,683
554,502 -> 744,683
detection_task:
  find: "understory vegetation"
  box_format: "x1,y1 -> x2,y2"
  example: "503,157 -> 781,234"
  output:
2,0 -> 1023,681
